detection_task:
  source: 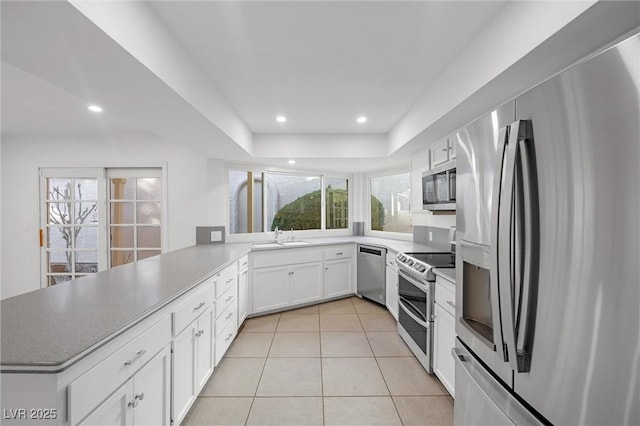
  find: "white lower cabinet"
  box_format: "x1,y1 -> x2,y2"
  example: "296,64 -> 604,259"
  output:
172,306 -> 214,425
324,258 -> 353,298
385,264 -> 399,321
252,266 -> 291,312
290,262 -> 323,304
434,275 -> 456,397
238,267 -> 249,325
81,346 -> 170,426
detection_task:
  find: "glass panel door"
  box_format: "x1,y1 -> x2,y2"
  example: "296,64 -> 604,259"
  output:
40,169 -> 106,286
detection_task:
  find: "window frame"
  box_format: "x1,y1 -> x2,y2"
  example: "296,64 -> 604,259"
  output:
39,166 -> 167,288
106,168 -> 165,268
365,165 -> 413,241
225,163 -> 352,242
39,168 -> 108,287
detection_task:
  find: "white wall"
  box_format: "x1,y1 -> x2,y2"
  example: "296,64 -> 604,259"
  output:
1,134 -> 226,299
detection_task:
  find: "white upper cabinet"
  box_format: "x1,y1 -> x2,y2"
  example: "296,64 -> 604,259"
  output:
429,138 -> 455,169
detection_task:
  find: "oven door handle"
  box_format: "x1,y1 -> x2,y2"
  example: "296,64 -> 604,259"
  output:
398,269 -> 430,293
399,298 -> 428,327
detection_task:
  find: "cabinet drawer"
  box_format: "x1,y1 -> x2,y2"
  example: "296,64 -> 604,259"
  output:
68,315 -> 171,425
215,284 -> 236,319
238,255 -> 249,272
173,282 -> 214,335
435,277 -> 456,316
215,300 -> 237,338
252,248 -> 323,268
214,264 -> 237,298
215,319 -> 237,365
323,244 -> 354,261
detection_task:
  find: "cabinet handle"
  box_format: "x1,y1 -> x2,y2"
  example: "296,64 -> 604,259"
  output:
442,148 -> 448,152
226,278 -> 233,283
242,262 -> 248,267
336,252 -> 343,255
325,267 -> 328,271
136,393 -> 144,402
226,312 -> 233,320
196,330 -> 204,337
124,349 -> 146,366
193,302 -> 206,311
447,300 -> 456,309
242,270 -> 248,275
128,399 -> 138,408
225,333 -> 233,342
225,295 -> 233,302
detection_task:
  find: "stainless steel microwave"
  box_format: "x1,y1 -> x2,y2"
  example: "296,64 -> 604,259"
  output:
422,165 -> 456,210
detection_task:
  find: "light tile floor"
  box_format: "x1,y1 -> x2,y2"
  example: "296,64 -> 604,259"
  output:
183,297 -> 453,426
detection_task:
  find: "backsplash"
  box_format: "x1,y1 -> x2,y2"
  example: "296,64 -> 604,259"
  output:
196,226 -> 226,244
413,225 -> 452,251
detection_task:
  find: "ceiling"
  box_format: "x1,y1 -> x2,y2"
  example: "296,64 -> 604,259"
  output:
148,1 -> 507,134
1,1 -> 638,172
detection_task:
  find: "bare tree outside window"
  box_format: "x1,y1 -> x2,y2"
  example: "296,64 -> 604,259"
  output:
45,177 -> 99,285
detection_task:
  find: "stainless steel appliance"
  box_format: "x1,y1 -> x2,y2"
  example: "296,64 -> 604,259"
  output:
396,251 -> 455,373
422,164 -> 456,210
455,34 -> 639,426
356,245 -> 386,305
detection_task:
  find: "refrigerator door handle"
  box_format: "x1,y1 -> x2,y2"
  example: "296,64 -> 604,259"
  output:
501,120 -> 537,373
498,121 -> 519,370
514,120 -> 538,372
490,125 -> 510,362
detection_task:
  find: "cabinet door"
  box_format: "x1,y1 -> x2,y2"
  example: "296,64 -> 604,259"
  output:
448,138 -> 457,160
80,380 -> 133,426
434,303 -> 455,397
133,347 -> 171,426
238,268 -> 249,323
385,266 -> 399,321
195,307 -> 214,392
325,259 -> 352,298
252,266 -> 290,313
291,262 -> 323,305
172,322 -> 197,425
430,139 -> 450,168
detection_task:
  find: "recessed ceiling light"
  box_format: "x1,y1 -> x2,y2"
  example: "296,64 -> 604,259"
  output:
88,105 -> 103,113
276,115 -> 287,123
288,159 -> 296,165
356,116 -> 367,123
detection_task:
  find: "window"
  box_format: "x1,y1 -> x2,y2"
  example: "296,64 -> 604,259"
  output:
40,169 -> 106,286
369,169 -> 411,234
40,167 -> 164,287
325,177 -> 349,230
228,169 -> 349,234
108,169 -> 162,267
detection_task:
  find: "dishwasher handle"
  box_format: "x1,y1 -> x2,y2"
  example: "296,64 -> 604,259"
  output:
359,246 -> 385,256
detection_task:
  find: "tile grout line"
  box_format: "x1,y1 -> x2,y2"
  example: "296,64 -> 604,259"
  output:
357,300 -> 407,426
243,312 -> 281,425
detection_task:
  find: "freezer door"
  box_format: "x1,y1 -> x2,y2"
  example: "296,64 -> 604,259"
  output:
455,101 -> 515,246
453,340 -> 542,426
512,34 -> 639,426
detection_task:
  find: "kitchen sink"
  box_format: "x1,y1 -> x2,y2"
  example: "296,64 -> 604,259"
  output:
251,240 -> 311,248
279,241 -> 311,246
251,242 -> 283,248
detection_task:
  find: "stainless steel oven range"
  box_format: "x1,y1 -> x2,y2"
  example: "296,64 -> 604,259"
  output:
395,252 -> 454,373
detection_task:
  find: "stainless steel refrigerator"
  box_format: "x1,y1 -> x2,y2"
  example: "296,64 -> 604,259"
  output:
454,33 -> 639,425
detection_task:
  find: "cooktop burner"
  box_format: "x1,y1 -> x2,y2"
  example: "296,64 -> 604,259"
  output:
403,252 -> 455,268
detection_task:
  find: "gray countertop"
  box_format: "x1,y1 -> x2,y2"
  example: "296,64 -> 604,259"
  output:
434,267 -> 456,283
1,236 -> 444,371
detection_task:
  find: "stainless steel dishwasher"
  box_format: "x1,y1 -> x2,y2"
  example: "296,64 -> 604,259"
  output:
356,244 -> 387,305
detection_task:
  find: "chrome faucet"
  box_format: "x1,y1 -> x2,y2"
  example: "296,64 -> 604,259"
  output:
274,226 -> 283,242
